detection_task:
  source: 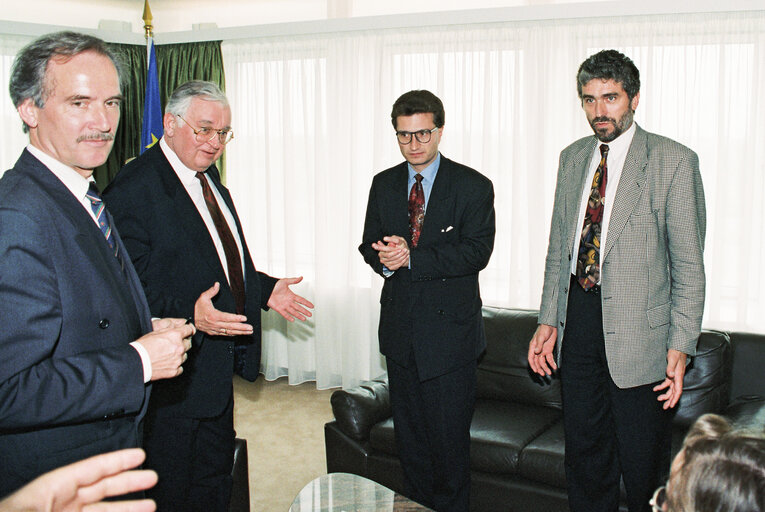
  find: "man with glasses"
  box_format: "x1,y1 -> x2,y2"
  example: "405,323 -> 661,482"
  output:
360,90 -> 495,511
104,80 -> 313,511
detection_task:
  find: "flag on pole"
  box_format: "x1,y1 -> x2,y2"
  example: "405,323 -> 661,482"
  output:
140,37 -> 162,153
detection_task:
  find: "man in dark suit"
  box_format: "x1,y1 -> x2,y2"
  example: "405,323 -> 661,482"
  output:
104,80 -> 314,511
0,31 -> 193,497
528,50 -> 705,512
359,90 -> 495,512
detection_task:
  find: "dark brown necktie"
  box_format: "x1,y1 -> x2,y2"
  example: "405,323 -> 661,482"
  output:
576,144 -> 609,291
196,172 -> 246,315
408,174 -> 425,247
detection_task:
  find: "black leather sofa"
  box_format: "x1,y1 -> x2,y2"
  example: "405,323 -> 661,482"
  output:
325,306 -> 765,511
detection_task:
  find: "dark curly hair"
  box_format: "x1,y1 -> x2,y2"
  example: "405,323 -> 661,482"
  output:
576,49 -> 640,101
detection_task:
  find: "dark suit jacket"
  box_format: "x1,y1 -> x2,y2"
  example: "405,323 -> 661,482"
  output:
359,155 -> 495,381
103,144 -> 277,419
0,150 -> 152,495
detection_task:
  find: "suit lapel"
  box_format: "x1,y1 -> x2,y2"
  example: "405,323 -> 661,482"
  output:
563,140 -> 597,254
20,151 -> 144,328
389,163 -> 410,243
418,157 -> 453,247
602,126 -> 648,261
152,148 -> 228,283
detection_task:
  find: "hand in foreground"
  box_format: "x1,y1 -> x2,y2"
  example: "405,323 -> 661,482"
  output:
371,235 -> 410,271
0,448 -> 157,512
528,324 -> 558,376
653,349 -> 688,409
194,282 -> 253,337
137,318 -> 195,381
267,277 -> 314,322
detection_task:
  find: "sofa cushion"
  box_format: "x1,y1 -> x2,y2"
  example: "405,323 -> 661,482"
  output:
518,419 -> 567,489
673,330 -> 731,428
470,398 -> 562,475
479,307 -> 563,409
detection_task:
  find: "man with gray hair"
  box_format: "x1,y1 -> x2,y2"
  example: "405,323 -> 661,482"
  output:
0,31 -> 193,497
104,80 -> 314,511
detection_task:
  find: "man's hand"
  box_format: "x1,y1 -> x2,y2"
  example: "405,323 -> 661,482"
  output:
194,282 -> 253,337
0,448 -> 157,512
136,318 -> 194,381
653,349 -> 688,409
267,277 -> 314,322
528,324 -> 558,376
371,235 -> 410,271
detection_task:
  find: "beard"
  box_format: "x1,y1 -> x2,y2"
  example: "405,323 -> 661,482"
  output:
589,108 -> 634,142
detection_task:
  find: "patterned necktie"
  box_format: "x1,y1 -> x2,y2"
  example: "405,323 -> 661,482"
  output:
408,174 -> 425,248
577,144 -> 609,291
86,182 -> 123,269
196,172 -> 246,315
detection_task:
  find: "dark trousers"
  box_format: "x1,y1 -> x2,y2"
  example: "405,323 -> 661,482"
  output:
561,278 -> 672,512
143,389 -> 235,512
386,354 -> 476,512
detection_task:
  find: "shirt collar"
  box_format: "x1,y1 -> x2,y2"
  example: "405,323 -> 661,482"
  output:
26,144 -> 93,201
596,120 -> 636,155
408,152 -> 441,183
160,137 -> 202,186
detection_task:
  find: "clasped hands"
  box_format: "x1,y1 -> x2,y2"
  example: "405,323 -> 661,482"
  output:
372,235 -> 410,271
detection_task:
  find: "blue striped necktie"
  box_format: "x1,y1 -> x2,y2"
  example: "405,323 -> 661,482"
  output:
86,182 -> 122,267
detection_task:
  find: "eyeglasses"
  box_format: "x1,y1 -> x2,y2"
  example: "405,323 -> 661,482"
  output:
177,115 -> 234,145
396,127 -> 439,145
649,486 -> 666,512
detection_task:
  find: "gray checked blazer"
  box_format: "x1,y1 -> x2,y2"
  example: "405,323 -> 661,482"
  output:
538,124 -> 706,389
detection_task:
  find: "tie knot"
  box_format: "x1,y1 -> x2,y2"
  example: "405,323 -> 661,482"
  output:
599,144 -> 609,157
86,182 -> 102,203
414,174 -> 424,184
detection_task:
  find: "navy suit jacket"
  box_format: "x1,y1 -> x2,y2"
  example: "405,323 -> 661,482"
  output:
359,156 -> 495,381
104,144 -> 276,419
0,150 -> 152,495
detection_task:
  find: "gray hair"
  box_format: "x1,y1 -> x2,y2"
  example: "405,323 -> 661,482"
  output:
164,80 -> 229,118
9,31 -> 123,133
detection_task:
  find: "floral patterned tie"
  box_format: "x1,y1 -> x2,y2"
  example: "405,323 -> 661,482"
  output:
577,144 -> 609,291
408,174 -> 425,248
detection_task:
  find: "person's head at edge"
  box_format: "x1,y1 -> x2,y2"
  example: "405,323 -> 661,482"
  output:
163,80 -> 232,174
661,413 -> 765,512
391,89 -> 445,173
577,49 -> 641,143
10,31 -> 123,178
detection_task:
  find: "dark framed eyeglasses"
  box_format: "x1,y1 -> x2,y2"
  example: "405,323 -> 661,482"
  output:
649,486 -> 666,512
177,115 -> 234,145
396,127 -> 439,145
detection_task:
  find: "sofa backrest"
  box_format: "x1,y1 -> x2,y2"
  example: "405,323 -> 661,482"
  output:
672,330 -> 731,428
478,306 -> 562,409
728,332 -> 765,400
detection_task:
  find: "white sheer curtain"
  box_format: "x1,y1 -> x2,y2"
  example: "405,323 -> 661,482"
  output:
223,9 -> 765,389
0,35 -> 33,175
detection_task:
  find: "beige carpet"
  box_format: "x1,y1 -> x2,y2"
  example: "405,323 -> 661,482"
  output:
233,375 -> 336,511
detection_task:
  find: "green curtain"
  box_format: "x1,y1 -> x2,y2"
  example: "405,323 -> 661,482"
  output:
94,40 -> 225,187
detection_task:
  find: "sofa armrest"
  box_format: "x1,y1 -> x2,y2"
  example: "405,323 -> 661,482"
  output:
330,378 -> 391,441
724,395 -> 765,432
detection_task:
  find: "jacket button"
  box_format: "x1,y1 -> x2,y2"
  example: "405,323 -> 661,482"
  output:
438,309 -> 445,315
98,319 -> 110,329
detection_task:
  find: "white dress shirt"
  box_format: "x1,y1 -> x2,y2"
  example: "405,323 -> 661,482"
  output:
569,122 -> 637,280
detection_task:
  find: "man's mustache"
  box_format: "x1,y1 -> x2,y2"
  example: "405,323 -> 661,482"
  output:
591,117 -> 615,125
76,133 -> 115,142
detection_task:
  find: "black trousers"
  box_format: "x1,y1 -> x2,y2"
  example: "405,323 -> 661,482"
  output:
386,353 -> 477,512
143,389 -> 235,512
561,277 -> 672,512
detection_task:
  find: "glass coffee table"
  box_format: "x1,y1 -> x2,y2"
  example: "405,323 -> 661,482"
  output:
289,472 -> 433,511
